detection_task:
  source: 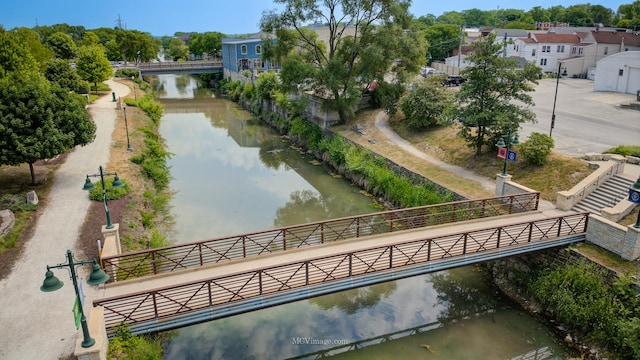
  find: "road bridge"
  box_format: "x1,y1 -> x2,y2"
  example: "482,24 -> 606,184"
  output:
94,210 -> 587,336
128,60 -> 223,76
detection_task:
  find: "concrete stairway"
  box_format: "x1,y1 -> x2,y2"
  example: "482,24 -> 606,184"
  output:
572,174 -> 635,215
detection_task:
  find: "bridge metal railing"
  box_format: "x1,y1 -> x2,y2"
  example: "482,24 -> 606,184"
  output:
135,60 -> 222,70
102,193 -> 540,282
94,211 -> 587,333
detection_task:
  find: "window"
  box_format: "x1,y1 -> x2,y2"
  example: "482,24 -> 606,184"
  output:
571,47 -> 577,54
255,45 -> 262,54
542,45 -> 551,52
241,45 -> 247,55
578,48 -> 583,55
540,58 -> 547,66
557,45 -> 565,53
604,46 -> 608,55
619,69 -> 624,76
532,49 -> 536,56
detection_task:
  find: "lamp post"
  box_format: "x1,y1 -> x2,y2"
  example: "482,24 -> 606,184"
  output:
40,249 -> 110,348
628,176 -> 640,229
131,76 -> 137,101
550,62 -> 567,137
123,106 -> 132,152
496,129 -> 519,176
83,166 -> 125,229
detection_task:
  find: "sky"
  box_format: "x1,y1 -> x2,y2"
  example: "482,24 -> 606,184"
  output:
0,0 -> 630,37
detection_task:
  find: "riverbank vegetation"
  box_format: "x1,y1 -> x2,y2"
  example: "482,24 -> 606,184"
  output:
526,260 -> 640,359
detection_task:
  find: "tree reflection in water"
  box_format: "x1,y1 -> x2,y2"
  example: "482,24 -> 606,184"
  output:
430,266 -> 501,323
310,282 -> 397,314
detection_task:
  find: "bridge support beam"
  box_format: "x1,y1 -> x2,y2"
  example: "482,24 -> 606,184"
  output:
74,307 -> 108,360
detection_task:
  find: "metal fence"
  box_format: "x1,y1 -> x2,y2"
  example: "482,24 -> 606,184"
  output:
94,211 -> 588,334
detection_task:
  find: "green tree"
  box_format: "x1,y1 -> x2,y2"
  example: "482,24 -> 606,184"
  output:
261,0 -> 423,123
82,31 -> 100,46
0,28 -> 38,77
399,76 -> 456,129
76,44 -> 112,94
167,38 -> 188,61
114,30 -> 159,64
43,58 -> 90,94
436,11 -> 464,25
47,31 -> 77,59
0,72 -> 96,184
255,71 -> 280,102
14,28 -> 53,68
455,33 -> 540,156
423,24 -> 462,63
188,32 -> 223,58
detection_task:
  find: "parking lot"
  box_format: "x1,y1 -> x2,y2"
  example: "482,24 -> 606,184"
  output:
522,78 -> 638,157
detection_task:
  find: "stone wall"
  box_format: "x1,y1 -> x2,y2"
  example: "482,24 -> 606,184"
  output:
586,214 -> 640,260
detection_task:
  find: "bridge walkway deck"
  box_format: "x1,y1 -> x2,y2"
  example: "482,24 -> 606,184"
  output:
97,208 -> 571,300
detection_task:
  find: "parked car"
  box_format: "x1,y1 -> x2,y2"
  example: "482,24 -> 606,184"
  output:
442,75 -> 466,86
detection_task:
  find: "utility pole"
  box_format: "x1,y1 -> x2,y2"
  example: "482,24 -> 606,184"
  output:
457,25 -> 463,68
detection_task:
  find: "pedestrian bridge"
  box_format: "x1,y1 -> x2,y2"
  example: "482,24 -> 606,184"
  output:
93,193 -> 588,336
129,60 -> 223,75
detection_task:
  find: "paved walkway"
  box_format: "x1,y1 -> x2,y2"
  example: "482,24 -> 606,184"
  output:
0,79 -> 129,360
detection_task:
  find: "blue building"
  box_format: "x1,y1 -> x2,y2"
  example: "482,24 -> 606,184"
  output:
221,33 -> 279,81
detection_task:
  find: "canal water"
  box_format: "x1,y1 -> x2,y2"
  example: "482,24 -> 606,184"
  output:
152,74 -> 576,359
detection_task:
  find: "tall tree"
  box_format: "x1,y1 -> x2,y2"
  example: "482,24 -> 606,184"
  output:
0,28 -> 38,78
0,71 -> 96,184
47,32 -> 77,59
455,33 -> 540,156
423,24 -> 462,63
188,32 -> 223,58
261,0 -> 423,123
167,38 -> 189,61
75,44 -> 112,94
14,28 -> 53,68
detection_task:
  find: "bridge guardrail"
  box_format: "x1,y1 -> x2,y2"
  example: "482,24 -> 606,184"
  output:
94,211 -> 587,334
102,193 -> 540,282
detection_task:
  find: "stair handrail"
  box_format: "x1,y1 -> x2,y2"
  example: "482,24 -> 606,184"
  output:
556,159 -> 625,210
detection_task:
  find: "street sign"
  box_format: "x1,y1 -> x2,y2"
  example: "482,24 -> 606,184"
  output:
629,188 -> 640,205
497,147 -> 507,159
507,150 -> 517,162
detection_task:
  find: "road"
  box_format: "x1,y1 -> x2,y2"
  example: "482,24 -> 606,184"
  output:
522,78 -> 638,156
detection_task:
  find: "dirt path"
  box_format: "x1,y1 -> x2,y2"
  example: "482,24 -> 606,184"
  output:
0,79 -> 129,360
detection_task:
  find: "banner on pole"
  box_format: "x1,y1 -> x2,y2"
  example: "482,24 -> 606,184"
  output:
73,297 -> 81,329
497,147 -> 507,159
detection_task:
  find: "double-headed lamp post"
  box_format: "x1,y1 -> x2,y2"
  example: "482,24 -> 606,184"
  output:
40,249 -> 110,348
496,129 -> 519,176
83,166 -> 125,229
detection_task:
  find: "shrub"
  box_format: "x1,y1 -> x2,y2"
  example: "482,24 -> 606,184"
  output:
108,324 -> 163,360
605,145 -> 640,158
87,178 -> 129,201
519,132 -> 554,165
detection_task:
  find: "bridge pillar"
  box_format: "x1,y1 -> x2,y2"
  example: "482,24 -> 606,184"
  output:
74,307 -> 108,360
101,223 -> 121,255
495,173 -> 512,196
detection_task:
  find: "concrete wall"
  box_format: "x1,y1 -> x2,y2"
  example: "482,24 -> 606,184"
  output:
556,158 -> 625,210
586,214 -> 640,260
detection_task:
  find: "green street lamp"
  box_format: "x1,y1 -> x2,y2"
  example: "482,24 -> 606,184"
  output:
628,176 -> 640,229
83,166 -> 125,229
495,129 -> 519,176
40,249 -> 110,348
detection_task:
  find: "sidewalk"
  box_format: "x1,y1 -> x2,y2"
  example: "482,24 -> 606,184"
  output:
0,79 -> 129,360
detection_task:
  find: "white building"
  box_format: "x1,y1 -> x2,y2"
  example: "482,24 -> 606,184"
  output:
593,51 -> 640,94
